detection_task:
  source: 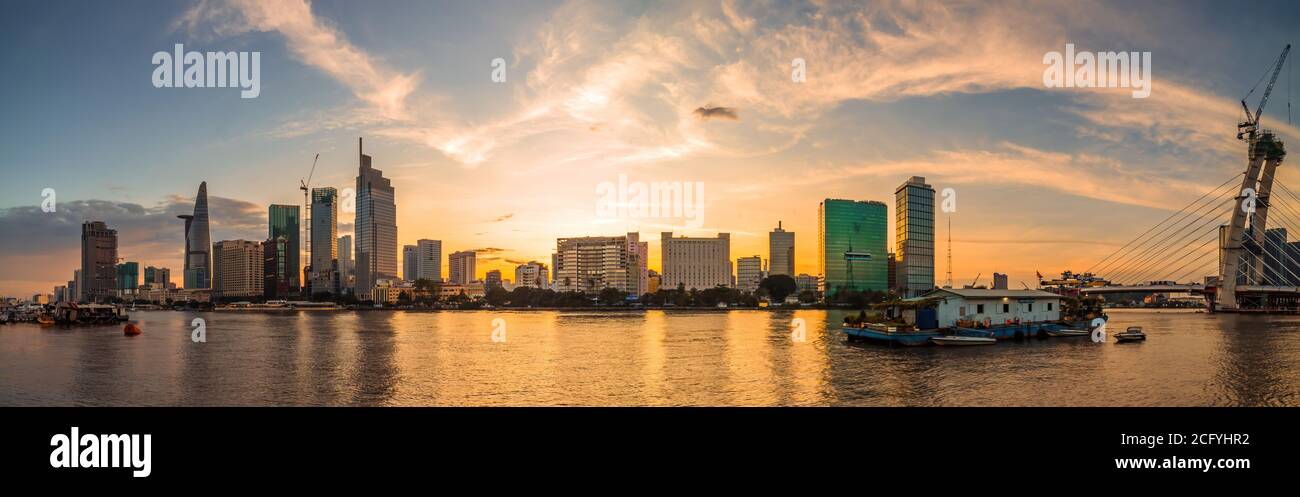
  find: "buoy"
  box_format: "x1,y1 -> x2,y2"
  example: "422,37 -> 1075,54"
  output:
124,323 -> 141,336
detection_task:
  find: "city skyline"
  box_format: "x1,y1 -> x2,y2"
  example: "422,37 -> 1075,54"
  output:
3,0 -> 1300,297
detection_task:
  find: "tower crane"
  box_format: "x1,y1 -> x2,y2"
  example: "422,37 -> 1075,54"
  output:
300,153 -> 319,291
1238,44 -> 1290,141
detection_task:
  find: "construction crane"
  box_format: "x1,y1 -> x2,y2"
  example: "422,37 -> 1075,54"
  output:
300,153 -> 319,290
1237,44 -> 1291,141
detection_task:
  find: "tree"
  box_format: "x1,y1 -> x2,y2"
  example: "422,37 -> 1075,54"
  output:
485,286 -> 511,306
598,287 -> 628,305
759,274 -> 799,303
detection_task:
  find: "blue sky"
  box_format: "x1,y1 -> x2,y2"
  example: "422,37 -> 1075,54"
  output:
1,0 -> 1298,296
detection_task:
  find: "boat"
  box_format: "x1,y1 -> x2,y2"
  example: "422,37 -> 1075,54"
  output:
36,314 -> 55,325
1114,326 -> 1146,342
930,336 -> 996,346
1044,324 -> 1091,337
841,324 -> 941,346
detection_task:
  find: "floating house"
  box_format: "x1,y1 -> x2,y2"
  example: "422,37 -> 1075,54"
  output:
883,288 -> 1062,329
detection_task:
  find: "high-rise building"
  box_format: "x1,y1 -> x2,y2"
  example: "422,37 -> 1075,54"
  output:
795,273 -> 819,294
72,269 -> 82,303
993,272 -> 1009,290
895,176 -> 936,297
309,187 -> 339,296
263,236 -> 291,299
887,252 -> 897,291
337,235 -> 354,293
144,266 -> 170,287
485,270 -> 503,290
553,233 -> 644,294
416,239 -> 441,282
354,138 -> 398,297
449,250 -> 477,285
661,232 -> 731,290
268,204 -> 301,293
80,221 -> 118,302
818,198 -> 888,296
647,270 -> 660,293
212,240 -> 264,298
514,261 -> 549,288
736,256 -> 764,293
115,262 -> 139,291
769,221 -> 795,276
403,245 -> 418,282
179,182 -> 212,289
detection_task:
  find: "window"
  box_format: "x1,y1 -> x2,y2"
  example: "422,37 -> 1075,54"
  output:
959,305 -> 966,315
976,304 -> 985,314
1002,303 -> 1009,313
1028,303 -> 1033,312
1047,303 -> 1053,311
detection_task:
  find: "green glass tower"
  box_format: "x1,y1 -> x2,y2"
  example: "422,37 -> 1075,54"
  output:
268,204 -> 301,292
819,199 -> 888,296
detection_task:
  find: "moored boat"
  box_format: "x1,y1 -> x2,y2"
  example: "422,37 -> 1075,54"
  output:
841,324 -> 941,346
1114,326 -> 1146,342
930,335 -> 997,346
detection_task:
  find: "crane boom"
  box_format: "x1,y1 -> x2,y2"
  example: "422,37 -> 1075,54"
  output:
1239,44 -> 1291,140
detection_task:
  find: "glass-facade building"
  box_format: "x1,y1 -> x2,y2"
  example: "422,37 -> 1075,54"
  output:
268,204 -> 301,293
310,187 -> 338,295
895,176 -> 936,297
355,137 -> 398,296
115,261 -> 139,290
818,199 -> 888,296
179,182 -> 211,290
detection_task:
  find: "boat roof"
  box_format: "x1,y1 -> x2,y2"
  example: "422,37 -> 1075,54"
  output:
922,288 -> 1062,299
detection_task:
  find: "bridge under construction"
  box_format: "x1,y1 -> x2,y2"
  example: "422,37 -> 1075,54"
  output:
1071,45 -> 1294,312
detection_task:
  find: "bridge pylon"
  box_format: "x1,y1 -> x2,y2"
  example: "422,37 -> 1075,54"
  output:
1216,131 -> 1286,311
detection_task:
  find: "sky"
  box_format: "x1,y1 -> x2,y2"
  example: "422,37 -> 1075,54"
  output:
1,0 -> 1298,297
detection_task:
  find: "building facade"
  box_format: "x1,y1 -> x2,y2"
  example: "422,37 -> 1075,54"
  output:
337,235 -> 354,294
416,239 -> 442,282
514,261 -> 549,288
736,256 -> 764,293
310,187 -> 339,296
485,270 -> 503,290
661,232 -> 731,290
895,176 -> 936,297
354,137 -> 398,298
212,239 -> 264,299
180,182 -> 212,289
268,204 -> 300,293
449,250 -> 477,285
818,198 -> 888,296
553,233 -> 644,294
263,236 -> 292,299
403,245 -> 419,282
769,221 -> 795,277
80,221 -> 118,302
115,262 -> 139,292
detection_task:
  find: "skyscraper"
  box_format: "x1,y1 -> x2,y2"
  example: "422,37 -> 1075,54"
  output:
449,250 -> 477,285
819,199 -> 888,296
661,232 -> 731,290
416,239 -> 442,282
310,187 -> 338,296
403,245 -> 418,282
895,176 -> 936,297
354,138 -> 398,297
179,182 -> 212,289
80,221 -> 117,302
268,204 -> 301,294
769,221 -> 795,276
115,262 -> 139,291
337,235 -> 354,293
263,236 -> 291,299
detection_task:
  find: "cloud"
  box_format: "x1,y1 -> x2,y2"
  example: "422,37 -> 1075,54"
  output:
177,0 -> 419,120
692,106 -> 739,121
0,195 -> 266,296
492,213 -> 514,222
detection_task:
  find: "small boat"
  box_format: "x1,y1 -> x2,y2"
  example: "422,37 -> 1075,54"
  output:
1045,328 -> 1090,337
1115,326 -> 1146,342
931,336 -> 996,346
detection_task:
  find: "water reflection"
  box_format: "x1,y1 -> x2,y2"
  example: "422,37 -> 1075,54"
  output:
2,309 -> 1299,406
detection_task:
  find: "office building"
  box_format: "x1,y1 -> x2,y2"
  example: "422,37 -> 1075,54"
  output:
179,182 -> 212,290
415,239 -> 441,282
769,221 -> 795,276
403,245 -> 418,282
310,187 -> 339,296
144,266 -> 170,287
268,204 -> 300,293
81,221 -> 118,302
895,176 -> 936,297
485,270 -> 503,290
212,240 -> 264,298
337,235 -> 354,293
354,137 -> 398,297
115,262 -> 139,291
449,250 -> 477,285
661,232 -> 731,290
263,236 -> 292,299
818,198 -> 888,296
